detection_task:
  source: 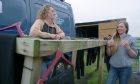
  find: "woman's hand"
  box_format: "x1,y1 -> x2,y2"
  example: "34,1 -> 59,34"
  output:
49,34 -> 56,39
121,40 -> 137,57
107,39 -> 114,47
50,34 -> 61,40
55,34 -> 61,39
106,39 -> 114,56
121,40 -> 131,50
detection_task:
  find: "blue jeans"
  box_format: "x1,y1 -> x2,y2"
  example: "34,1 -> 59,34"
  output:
106,66 -> 132,84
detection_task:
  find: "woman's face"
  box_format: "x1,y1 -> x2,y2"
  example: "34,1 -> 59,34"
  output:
47,7 -> 56,19
117,23 -> 127,35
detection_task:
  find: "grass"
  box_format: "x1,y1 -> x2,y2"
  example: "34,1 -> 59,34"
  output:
87,62 -> 108,84
84,50 -> 108,84
75,51 -> 109,84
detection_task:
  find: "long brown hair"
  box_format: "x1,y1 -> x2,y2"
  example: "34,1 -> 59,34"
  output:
110,21 -> 129,54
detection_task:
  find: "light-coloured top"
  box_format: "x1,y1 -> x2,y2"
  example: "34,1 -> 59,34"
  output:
29,19 -> 65,38
110,34 -> 138,68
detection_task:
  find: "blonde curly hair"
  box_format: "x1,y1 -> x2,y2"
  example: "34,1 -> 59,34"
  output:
37,4 -> 53,20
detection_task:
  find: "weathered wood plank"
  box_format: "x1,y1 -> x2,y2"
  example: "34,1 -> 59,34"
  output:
21,56 -> 42,84
98,46 -> 105,84
16,38 -> 107,57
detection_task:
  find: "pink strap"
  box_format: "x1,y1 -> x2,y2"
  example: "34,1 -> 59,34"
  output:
0,22 -> 25,37
37,50 -> 74,84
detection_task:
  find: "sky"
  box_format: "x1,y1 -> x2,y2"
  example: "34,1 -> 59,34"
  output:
65,0 -> 140,37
